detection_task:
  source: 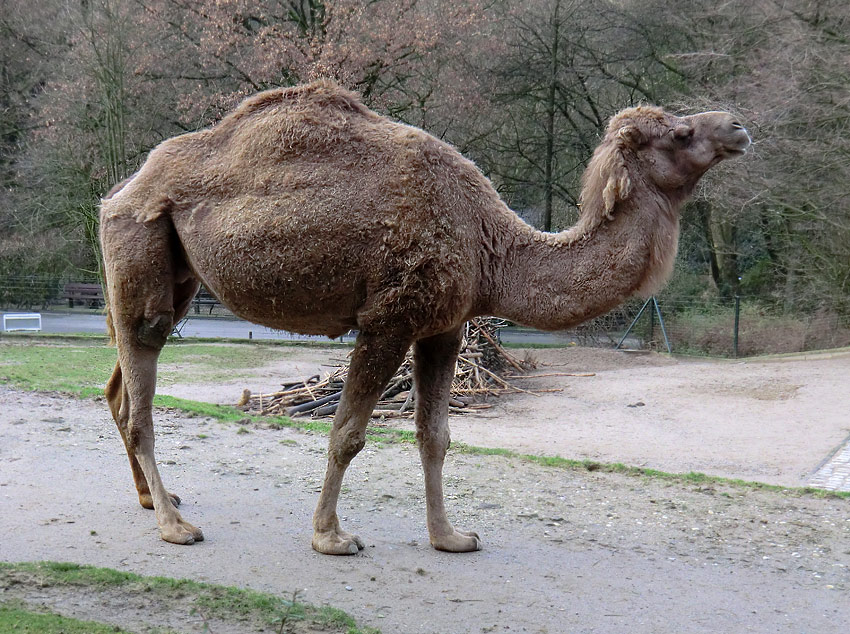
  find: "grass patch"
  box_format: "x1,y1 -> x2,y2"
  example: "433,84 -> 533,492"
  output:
447,441 -> 850,499
0,340 -> 282,394
0,342 -> 117,394
0,561 -> 377,634
267,415 -> 333,435
0,601 -> 132,634
152,394 -> 251,423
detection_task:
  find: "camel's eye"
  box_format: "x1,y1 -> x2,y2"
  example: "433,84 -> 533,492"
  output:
672,124 -> 694,143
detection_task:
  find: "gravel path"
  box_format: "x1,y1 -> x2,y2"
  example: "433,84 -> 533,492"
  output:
2,383 -> 849,633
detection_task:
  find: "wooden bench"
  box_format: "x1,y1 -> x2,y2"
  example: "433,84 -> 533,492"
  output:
63,283 -> 104,308
61,283 -> 219,314
193,288 -> 220,315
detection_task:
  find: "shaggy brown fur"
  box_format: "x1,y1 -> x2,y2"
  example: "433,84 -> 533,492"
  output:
99,80 -> 749,553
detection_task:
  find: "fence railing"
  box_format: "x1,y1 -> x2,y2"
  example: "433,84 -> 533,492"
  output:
0,275 -> 76,310
2,276 -> 849,357
0,275 -> 231,315
571,295 -> 850,357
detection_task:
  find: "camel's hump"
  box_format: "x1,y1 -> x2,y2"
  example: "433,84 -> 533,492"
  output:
104,80 -> 494,226
178,79 -> 413,163
225,80 -> 375,123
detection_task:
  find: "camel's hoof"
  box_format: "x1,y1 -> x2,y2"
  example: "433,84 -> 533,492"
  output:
160,521 -> 203,545
431,529 -> 482,553
312,530 -> 365,555
139,492 -> 181,510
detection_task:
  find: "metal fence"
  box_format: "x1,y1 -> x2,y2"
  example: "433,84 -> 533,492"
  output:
571,295 -> 850,357
2,275 -> 848,357
0,275 -> 76,310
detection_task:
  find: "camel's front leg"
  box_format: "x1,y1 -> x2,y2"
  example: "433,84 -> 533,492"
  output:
414,329 -> 482,552
312,330 -> 410,555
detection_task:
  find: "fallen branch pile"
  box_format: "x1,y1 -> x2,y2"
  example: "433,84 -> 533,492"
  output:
244,318 -> 538,419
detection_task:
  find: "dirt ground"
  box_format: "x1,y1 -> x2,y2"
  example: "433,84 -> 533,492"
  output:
159,345 -> 850,488
2,346 -> 850,633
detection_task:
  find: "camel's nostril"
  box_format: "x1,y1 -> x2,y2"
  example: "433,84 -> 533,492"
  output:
731,121 -> 744,130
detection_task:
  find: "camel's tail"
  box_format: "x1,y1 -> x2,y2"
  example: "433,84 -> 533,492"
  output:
100,175 -> 134,349
105,300 -> 116,346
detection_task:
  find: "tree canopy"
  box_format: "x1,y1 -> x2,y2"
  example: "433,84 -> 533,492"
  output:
2,0 -> 849,315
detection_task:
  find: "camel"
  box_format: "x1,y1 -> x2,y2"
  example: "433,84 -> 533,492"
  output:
100,80 -> 749,554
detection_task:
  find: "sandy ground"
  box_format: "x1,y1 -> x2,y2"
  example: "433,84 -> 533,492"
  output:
160,346 -> 850,488
2,347 -> 850,633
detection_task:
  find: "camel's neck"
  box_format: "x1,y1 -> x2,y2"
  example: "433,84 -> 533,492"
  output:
482,194 -> 680,331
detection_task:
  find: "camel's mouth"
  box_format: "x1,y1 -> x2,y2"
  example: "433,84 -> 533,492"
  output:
721,125 -> 751,157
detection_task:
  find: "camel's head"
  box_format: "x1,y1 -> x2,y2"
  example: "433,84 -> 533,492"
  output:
628,108 -> 750,189
583,106 -> 751,216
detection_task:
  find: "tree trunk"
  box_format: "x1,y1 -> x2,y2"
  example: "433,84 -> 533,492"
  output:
695,199 -> 722,290
542,0 -> 560,233
709,209 -> 740,297
696,199 -> 739,297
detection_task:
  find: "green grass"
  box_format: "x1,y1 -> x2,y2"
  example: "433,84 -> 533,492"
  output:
0,601 -> 133,633
152,394 -> 254,422
0,561 -> 378,634
446,441 -> 850,498
0,339 -> 282,394
0,341 -> 117,393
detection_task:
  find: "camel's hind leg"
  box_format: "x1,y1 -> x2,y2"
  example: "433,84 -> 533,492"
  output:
105,362 -> 179,510
104,276 -> 198,510
312,330 -> 410,555
414,328 -> 481,552
102,214 -> 202,544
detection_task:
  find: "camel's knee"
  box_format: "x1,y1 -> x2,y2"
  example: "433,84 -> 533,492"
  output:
417,425 -> 451,458
329,428 -> 366,466
136,312 -> 173,349
127,421 -> 154,455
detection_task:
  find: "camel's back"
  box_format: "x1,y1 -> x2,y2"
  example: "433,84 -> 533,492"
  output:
111,81 -> 498,225
189,81 -> 386,176
102,81 -> 510,337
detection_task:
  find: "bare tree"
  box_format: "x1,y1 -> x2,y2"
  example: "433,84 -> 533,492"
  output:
641,0 -> 850,309
477,0 -> 678,230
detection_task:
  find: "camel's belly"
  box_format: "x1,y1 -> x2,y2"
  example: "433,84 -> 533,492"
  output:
173,202 -> 372,336
204,273 -> 362,338
172,195 -> 475,338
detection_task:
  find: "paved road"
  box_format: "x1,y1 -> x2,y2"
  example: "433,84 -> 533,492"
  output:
5,310 -> 580,345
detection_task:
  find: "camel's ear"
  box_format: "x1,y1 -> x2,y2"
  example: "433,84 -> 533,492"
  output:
615,124 -> 645,149
582,120 -> 645,221
672,123 -> 693,140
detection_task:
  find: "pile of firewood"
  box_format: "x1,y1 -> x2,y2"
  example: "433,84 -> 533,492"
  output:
243,318 -> 536,419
